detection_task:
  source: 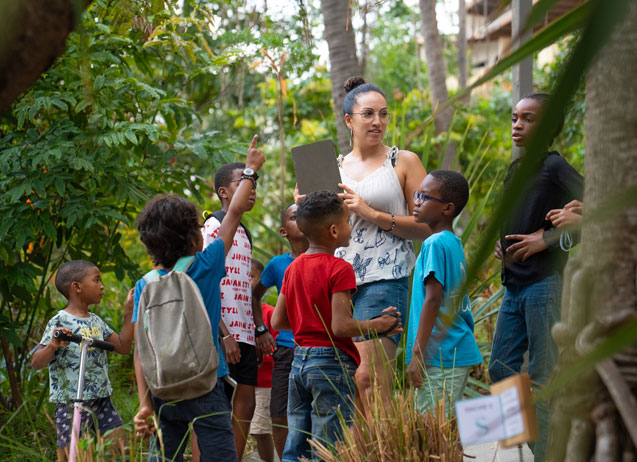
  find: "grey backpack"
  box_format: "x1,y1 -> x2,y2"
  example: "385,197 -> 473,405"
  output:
136,256 -> 218,400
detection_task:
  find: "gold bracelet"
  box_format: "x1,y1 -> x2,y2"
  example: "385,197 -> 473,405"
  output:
222,334 -> 233,341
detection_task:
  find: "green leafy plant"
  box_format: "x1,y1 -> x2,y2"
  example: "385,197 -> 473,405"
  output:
0,0 -> 237,411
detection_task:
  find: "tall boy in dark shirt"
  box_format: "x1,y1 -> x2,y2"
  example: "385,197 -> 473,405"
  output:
489,93 -> 583,462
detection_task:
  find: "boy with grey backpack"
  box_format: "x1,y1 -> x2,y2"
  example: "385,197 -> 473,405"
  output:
131,136 -> 264,462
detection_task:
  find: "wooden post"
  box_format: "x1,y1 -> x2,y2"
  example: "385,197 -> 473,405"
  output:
512,0 -> 533,160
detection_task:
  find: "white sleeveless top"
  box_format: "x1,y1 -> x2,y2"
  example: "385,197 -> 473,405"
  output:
336,147 -> 416,286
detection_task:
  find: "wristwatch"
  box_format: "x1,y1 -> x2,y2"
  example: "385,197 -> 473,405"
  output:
255,325 -> 269,337
241,167 -> 259,182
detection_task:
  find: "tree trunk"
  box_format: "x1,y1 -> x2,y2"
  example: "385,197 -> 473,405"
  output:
419,0 -> 456,168
457,0 -> 467,90
359,0 -> 369,75
320,0 -> 361,155
0,0 -> 88,112
548,2 -> 637,460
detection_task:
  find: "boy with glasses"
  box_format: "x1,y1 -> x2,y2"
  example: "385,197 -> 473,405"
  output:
202,161 -> 276,461
406,170 -> 482,413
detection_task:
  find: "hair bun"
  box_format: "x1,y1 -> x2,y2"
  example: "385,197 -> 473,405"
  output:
344,76 -> 366,93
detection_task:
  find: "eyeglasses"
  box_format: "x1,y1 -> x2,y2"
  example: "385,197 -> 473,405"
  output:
231,179 -> 257,190
350,109 -> 391,121
413,191 -> 449,205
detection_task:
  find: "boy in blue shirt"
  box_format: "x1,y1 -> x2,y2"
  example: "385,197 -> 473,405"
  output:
252,203 -> 308,459
131,135 -> 264,462
406,170 -> 482,413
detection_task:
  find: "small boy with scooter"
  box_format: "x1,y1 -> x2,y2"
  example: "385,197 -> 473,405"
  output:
32,260 -> 134,462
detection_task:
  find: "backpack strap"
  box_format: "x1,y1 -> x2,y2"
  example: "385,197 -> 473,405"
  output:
203,209 -> 253,247
142,269 -> 161,283
172,255 -> 195,273
141,256 -> 193,284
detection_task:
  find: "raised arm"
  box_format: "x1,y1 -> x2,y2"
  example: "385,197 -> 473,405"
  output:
218,135 -> 266,256
105,289 -> 135,354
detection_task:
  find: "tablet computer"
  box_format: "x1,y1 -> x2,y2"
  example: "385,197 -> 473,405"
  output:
291,139 -> 342,195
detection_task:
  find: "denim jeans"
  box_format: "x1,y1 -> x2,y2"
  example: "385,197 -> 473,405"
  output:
488,272 -> 562,462
352,277 -> 408,345
149,381 -> 235,462
282,347 -> 357,462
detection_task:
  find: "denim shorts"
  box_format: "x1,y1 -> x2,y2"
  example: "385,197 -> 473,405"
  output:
352,277 -> 408,345
282,347 -> 357,462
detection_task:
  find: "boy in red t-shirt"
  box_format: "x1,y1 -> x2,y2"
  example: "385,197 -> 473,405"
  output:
249,258 -> 276,462
272,191 -> 402,462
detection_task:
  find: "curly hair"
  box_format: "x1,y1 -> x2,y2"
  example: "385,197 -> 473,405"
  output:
55,260 -> 98,300
296,191 -> 345,239
429,170 -> 470,217
342,76 -> 386,117
136,194 -> 201,268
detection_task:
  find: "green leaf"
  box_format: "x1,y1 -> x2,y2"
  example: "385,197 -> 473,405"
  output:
462,173 -> 499,245
54,177 -> 66,196
124,130 -> 138,145
420,125 -> 433,169
94,74 -> 105,92
524,0 -> 560,34
43,221 -> 56,240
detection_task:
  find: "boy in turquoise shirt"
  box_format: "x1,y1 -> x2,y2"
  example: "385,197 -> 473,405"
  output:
406,170 -> 482,413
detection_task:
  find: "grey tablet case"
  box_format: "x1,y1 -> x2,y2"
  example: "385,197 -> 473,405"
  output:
291,139 -> 342,195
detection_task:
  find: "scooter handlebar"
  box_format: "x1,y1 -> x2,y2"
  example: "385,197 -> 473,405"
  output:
54,330 -> 115,352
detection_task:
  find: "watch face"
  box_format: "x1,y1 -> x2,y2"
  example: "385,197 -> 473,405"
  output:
243,168 -> 255,176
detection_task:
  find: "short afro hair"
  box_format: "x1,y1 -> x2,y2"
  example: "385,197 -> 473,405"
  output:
280,203 -> 295,226
251,258 -> 264,275
296,191 -> 345,239
429,170 -> 469,217
214,162 -> 245,198
55,260 -> 98,300
520,92 -> 564,145
136,194 -> 201,268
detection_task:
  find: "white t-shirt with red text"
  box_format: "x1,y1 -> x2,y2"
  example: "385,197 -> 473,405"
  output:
202,217 -> 255,345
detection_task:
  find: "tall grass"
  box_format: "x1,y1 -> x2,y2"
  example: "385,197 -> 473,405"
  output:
308,385 -> 463,462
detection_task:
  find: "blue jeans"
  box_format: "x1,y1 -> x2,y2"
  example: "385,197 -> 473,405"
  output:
149,381 -> 235,462
352,277 -> 408,345
283,347 -> 357,462
488,273 -> 562,462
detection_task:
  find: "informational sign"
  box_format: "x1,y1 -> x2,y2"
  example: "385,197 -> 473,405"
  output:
455,373 -> 537,447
